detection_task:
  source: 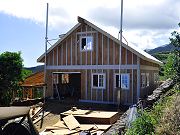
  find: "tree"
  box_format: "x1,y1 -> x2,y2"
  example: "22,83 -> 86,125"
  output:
0,52 -> 23,106
164,53 -> 176,79
169,23 -> 180,86
21,69 -> 32,80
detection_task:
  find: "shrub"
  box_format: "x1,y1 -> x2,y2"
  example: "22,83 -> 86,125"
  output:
126,111 -> 155,135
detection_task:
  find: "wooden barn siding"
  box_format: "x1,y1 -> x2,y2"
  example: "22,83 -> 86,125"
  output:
140,58 -> 159,67
140,70 -> 158,98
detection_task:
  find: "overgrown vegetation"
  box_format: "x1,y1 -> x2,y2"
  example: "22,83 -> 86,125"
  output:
0,51 -> 31,106
126,87 -> 180,135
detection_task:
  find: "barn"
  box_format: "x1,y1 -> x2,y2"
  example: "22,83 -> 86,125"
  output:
37,16 -> 162,105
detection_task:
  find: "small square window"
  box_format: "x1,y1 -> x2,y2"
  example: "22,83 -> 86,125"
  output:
114,73 -> 130,89
92,73 -> 106,89
80,36 -> 93,51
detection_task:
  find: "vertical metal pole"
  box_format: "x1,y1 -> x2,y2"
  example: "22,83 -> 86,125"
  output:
118,0 -> 123,109
44,3 -> 49,104
41,3 -> 49,129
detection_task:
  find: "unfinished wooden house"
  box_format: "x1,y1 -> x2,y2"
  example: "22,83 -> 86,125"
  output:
37,16 -> 162,105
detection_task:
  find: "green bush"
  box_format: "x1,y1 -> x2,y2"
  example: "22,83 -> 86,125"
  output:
126,111 -> 155,135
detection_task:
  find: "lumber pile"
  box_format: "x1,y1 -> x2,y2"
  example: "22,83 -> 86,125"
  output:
40,108 -> 119,135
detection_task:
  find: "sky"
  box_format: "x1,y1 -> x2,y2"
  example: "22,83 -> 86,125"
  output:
0,0 -> 180,67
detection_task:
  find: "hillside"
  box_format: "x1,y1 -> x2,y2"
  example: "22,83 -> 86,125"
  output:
25,65 -> 44,73
147,44 -> 176,54
145,44 -> 178,63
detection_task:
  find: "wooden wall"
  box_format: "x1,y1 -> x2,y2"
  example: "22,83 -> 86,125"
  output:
139,70 -> 159,98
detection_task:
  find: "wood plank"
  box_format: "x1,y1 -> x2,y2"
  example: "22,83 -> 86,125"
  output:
79,124 -> 111,131
45,126 -> 66,130
53,120 -> 67,128
33,111 -> 50,124
51,129 -> 78,135
63,109 -> 90,115
62,115 -> 80,130
61,109 -> 119,124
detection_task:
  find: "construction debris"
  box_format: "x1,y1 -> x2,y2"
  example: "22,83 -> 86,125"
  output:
40,108 -> 117,135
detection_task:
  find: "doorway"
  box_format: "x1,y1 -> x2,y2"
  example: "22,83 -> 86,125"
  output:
52,72 -> 81,100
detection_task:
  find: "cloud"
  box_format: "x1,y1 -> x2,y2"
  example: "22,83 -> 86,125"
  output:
0,0 -> 179,51
89,0 -> 180,30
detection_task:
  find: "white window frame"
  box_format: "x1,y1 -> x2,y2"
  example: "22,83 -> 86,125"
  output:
91,73 -> 106,89
114,73 -> 121,88
154,73 -> 159,83
80,36 -> 93,52
121,73 -> 130,90
146,73 -> 149,86
141,73 -> 146,88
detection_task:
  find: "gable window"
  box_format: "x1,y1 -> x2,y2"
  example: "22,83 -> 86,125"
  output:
80,36 -> 93,51
114,73 -> 130,89
141,73 -> 146,88
146,73 -> 149,86
121,74 -> 130,89
92,73 -> 106,89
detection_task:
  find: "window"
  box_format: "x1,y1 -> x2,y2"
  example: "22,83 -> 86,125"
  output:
80,36 -> 93,51
61,74 -> 69,84
92,73 -> 106,89
154,73 -> 159,83
114,74 -> 121,88
146,73 -> 149,86
141,73 -> 146,88
121,74 -> 130,89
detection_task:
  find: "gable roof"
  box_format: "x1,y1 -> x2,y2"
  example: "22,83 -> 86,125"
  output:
37,16 -> 162,65
20,71 -> 44,87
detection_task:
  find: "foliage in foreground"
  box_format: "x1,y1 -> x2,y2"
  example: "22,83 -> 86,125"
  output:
0,52 -> 23,106
126,88 -> 180,135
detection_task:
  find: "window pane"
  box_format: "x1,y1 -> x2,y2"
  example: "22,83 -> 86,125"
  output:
121,74 -> 129,89
81,37 -> 93,51
116,75 -> 119,88
81,38 -> 86,50
99,75 -> 104,87
86,37 -> 93,50
93,75 -> 98,87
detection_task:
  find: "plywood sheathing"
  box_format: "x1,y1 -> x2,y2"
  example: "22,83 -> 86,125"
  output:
62,115 -> 80,130
61,109 -> 119,124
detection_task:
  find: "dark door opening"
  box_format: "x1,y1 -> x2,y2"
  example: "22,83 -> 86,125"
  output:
53,73 -> 81,100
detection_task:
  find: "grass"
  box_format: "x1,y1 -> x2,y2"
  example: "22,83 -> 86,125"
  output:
126,86 -> 180,135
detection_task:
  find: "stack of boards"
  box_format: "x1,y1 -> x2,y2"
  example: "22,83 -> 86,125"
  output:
40,109 -> 119,135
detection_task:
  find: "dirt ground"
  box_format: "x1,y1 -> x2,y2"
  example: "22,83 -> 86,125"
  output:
34,98 -> 126,133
